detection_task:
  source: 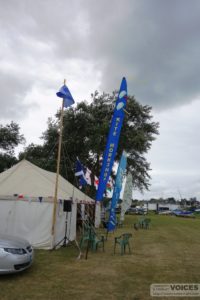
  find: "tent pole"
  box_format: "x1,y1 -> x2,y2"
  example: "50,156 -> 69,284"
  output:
51,79 -> 66,239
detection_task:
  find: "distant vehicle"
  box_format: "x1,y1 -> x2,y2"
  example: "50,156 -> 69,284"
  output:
125,207 -> 147,215
0,234 -> 34,274
172,210 -> 194,218
156,207 -> 171,214
137,208 -> 147,215
158,210 -> 172,215
125,207 -> 137,215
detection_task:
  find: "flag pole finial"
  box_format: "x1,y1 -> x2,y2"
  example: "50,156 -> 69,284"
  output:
64,78 -> 66,85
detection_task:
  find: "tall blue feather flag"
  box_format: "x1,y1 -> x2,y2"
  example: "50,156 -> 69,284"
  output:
56,84 -> 75,108
96,77 -> 127,201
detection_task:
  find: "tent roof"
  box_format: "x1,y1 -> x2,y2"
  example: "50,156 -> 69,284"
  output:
0,159 -> 94,203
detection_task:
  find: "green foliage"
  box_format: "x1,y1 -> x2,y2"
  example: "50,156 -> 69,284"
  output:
0,153 -> 18,173
0,122 -> 25,151
0,122 -> 25,172
20,91 -> 159,196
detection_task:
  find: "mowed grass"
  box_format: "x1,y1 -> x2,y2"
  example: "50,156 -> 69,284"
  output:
0,214 -> 200,300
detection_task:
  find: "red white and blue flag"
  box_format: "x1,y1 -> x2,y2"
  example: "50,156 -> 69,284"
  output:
75,158 -> 87,188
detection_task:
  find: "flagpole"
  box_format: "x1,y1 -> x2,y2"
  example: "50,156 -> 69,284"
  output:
51,79 -> 66,238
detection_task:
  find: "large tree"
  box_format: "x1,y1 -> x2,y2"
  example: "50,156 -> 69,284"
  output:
20,91 -> 159,197
0,122 -> 25,172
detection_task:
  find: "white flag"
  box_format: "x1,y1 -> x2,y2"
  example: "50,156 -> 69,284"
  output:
85,168 -> 92,185
120,172 -> 133,221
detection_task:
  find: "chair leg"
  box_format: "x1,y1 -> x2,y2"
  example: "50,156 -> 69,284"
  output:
79,238 -> 83,250
128,243 -> 131,254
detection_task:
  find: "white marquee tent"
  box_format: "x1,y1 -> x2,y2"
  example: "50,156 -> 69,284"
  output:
0,159 -> 95,249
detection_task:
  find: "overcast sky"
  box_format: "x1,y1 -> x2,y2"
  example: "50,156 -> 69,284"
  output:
1,0 -> 200,200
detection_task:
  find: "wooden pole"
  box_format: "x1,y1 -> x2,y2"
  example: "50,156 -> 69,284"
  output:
51,79 -> 66,238
123,108 -> 130,115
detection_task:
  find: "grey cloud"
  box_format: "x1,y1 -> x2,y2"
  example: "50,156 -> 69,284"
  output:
135,101 -> 200,199
0,72 -> 32,118
0,0 -> 92,119
1,0 -> 200,116
86,0 -> 200,110
0,0 -> 91,59
137,172 -> 200,200
1,0 -> 200,199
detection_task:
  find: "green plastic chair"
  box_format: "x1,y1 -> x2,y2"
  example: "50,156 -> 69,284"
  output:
143,218 -> 151,229
114,233 -> 132,255
138,217 -> 145,228
80,225 -> 105,252
79,224 -> 90,250
90,230 -> 105,251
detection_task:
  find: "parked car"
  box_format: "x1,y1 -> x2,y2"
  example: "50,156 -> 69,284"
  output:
0,234 -> 34,274
137,208 -> 147,215
125,207 -> 147,215
125,207 -> 137,214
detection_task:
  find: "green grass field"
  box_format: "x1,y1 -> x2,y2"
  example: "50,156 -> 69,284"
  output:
0,214 -> 200,300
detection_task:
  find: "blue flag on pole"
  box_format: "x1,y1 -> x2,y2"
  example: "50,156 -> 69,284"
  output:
75,159 -> 85,176
96,77 -> 127,201
107,151 -> 127,231
56,84 -> 75,108
78,176 -> 87,188
75,158 -> 87,188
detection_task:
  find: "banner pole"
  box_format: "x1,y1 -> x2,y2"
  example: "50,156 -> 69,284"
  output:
51,79 -> 66,239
